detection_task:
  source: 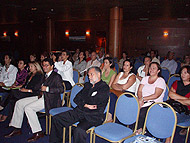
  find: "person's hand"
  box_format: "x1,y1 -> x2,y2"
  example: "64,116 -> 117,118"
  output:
19,88 -> 28,92
84,104 -> 97,109
139,99 -> 144,108
41,86 -> 47,92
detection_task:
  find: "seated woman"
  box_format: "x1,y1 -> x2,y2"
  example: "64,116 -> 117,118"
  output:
181,55 -> 190,67
165,66 -> 190,143
73,51 -> 87,83
112,59 -> 136,94
137,56 -> 151,81
101,57 -> 116,87
136,62 -> 166,134
0,61 -> 43,122
118,51 -> 128,69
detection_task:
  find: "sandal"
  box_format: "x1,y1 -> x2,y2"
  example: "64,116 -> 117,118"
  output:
179,129 -> 187,136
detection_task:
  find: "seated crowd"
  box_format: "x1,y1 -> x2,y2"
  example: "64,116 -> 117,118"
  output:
0,49 -> 189,143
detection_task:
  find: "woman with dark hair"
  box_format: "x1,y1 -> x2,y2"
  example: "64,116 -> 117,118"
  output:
101,57 -> 116,87
165,66 -> 190,142
0,62 -> 43,122
118,51 -> 128,69
112,59 -> 136,94
136,62 -> 166,134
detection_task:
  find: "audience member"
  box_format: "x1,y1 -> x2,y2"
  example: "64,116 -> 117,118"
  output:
161,51 -> 177,74
181,55 -> 190,67
150,50 -> 160,64
165,66 -> 190,143
40,52 -> 49,66
29,53 -> 37,62
85,51 -> 101,71
54,50 -> 75,90
137,56 -> 151,81
85,50 -> 91,62
49,66 -> 109,143
97,47 -> 105,64
72,48 -> 80,62
0,61 -> 43,121
73,51 -> 87,83
136,62 -> 166,134
4,58 -> 64,142
0,54 -> 18,90
118,51 -> 128,69
112,59 -> 136,94
101,57 -> 116,87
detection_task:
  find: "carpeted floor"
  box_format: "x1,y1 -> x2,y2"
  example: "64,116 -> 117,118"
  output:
0,115 -> 189,143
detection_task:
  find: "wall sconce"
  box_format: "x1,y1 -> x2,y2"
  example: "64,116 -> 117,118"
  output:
65,30 -> 69,36
163,31 -> 168,37
3,32 -> 7,37
14,31 -> 19,37
86,30 -> 90,36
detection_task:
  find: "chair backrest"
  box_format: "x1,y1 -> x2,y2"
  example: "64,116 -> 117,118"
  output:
84,74 -> 89,83
134,61 -> 143,74
73,69 -> 80,84
161,67 -> 170,83
114,62 -> 119,73
167,74 -> 180,89
114,92 -> 140,130
163,85 -> 169,101
175,61 -> 181,74
69,83 -> 84,108
143,102 -> 177,141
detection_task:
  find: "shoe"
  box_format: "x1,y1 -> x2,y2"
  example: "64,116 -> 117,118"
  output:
4,129 -> 22,138
0,115 -> 7,122
0,106 -> 4,111
27,132 -> 44,142
179,129 -> 187,136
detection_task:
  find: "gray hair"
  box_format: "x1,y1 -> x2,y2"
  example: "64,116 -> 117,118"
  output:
87,66 -> 102,78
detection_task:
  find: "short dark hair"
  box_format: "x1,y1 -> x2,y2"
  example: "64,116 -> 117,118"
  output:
103,57 -> 115,68
62,50 -> 70,56
43,58 -> 54,66
87,66 -> 102,78
148,62 -> 162,77
143,56 -> 152,63
18,59 -> 27,65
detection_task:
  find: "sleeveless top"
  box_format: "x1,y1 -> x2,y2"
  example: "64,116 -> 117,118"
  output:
117,72 -> 136,93
101,69 -> 116,86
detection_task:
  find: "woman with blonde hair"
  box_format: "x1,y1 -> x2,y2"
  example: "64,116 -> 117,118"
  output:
0,61 -> 43,122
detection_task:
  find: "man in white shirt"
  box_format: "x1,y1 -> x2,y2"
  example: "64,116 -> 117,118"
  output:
4,58 -> 63,142
54,50 -> 75,90
86,51 -> 101,70
161,51 -> 177,74
150,50 -> 160,64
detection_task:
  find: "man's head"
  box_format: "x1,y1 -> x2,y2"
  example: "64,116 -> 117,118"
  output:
4,54 -> 12,65
61,50 -> 70,61
87,66 -> 101,85
42,58 -> 54,73
167,51 -> 175,60
91,51 -> 97,61
150,50 -> 156,58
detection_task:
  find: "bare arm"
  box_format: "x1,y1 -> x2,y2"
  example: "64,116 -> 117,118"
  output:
169,87 -> 188,100
137,84 -> 145,107
143,87 -> 164,101
108,73 -> 116,87
177,99 -> 190,106
136,73 -> 143,81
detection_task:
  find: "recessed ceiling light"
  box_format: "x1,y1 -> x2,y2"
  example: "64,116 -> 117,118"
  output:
31,7 -> 37,11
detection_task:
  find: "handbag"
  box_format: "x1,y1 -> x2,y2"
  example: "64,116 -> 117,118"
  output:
165,99 -> 190,115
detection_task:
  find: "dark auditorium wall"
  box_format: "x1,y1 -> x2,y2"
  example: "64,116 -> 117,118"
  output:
122,20 -> 190,58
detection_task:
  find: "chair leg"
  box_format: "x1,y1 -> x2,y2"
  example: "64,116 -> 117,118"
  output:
69,126 -> 72,143
49,115 -> 52,135
93,133 -> 96,143
90,130 -> 93,143
185,127 -> 190,143
46,115 -> 48,135
63,127 -> 66,143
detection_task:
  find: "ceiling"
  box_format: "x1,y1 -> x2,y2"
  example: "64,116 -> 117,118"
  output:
0,0 -> 190,24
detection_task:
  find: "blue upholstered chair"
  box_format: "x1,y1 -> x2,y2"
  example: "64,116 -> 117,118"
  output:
163,85 -> 169,101
84,74 -> 89,83
93,92 -> 140,143
73,69 -> 80,84
134,61 -> 143,74
177,113 -> 190,143
161,67 -> 170,83
167,74 -> 180,89
114,62 -> 119,73
124,102 -> 177,143
48,83 -> 84,142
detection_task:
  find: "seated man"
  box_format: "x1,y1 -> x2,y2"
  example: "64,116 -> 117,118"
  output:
49,66 -> 110,143
161,51 -> 177,74
54,50 -> 75,90
4,58 -> 64,142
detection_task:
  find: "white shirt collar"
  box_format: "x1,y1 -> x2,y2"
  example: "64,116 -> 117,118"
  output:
46,70 -> 53,78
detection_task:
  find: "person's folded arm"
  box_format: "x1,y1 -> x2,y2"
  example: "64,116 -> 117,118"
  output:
143,87 -> 164,101
169,87 -> 188,100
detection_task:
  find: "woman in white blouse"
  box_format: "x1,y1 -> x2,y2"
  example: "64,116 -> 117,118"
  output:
112,59 -> 136,94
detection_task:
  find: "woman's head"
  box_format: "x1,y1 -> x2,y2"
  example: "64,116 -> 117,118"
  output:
79,51 -> 85,61
180,66 -> 190,82
143,56 -> 151,67
122,59 -> 134,73
28,61 -> 43,74
183,55 -> 190,64
148,62 -> 161,77
122,51 -> 128,59
30,54 -> 37,62
103,57 -> 115,69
